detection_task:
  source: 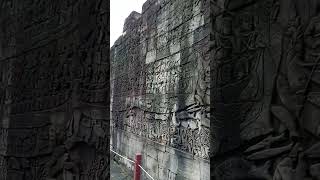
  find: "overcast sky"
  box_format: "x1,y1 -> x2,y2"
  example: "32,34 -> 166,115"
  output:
110,0 -> 146,47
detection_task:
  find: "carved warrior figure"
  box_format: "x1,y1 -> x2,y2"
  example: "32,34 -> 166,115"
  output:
212,0 -> 320,179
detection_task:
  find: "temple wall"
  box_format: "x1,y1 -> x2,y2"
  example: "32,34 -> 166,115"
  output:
110,0 -> 211,179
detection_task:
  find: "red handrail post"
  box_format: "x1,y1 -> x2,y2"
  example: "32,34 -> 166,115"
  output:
134,153 -> 142,180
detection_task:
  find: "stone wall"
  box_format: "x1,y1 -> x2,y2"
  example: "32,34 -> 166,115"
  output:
110,0 -> 211,179
211,0 -> 320,179
0,0 -> 109,179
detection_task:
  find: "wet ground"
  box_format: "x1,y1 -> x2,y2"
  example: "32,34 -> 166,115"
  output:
111,159 -> 134,180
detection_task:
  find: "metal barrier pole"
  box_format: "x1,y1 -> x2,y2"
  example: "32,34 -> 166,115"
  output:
134,154 -> 142,180
111,149 -> 155,180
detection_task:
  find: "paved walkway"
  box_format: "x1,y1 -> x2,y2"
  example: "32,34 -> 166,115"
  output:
111,159 -> 134,180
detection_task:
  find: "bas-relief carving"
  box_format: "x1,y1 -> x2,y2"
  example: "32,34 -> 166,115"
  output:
0,0 -> 109,179
212,0 -> 320,179
111,0 -> 211,162
112,49 -> 210,159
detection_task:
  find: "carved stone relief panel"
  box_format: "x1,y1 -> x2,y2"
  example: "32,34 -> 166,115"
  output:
0,0 -> 109,179
211,0 -> 320,179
